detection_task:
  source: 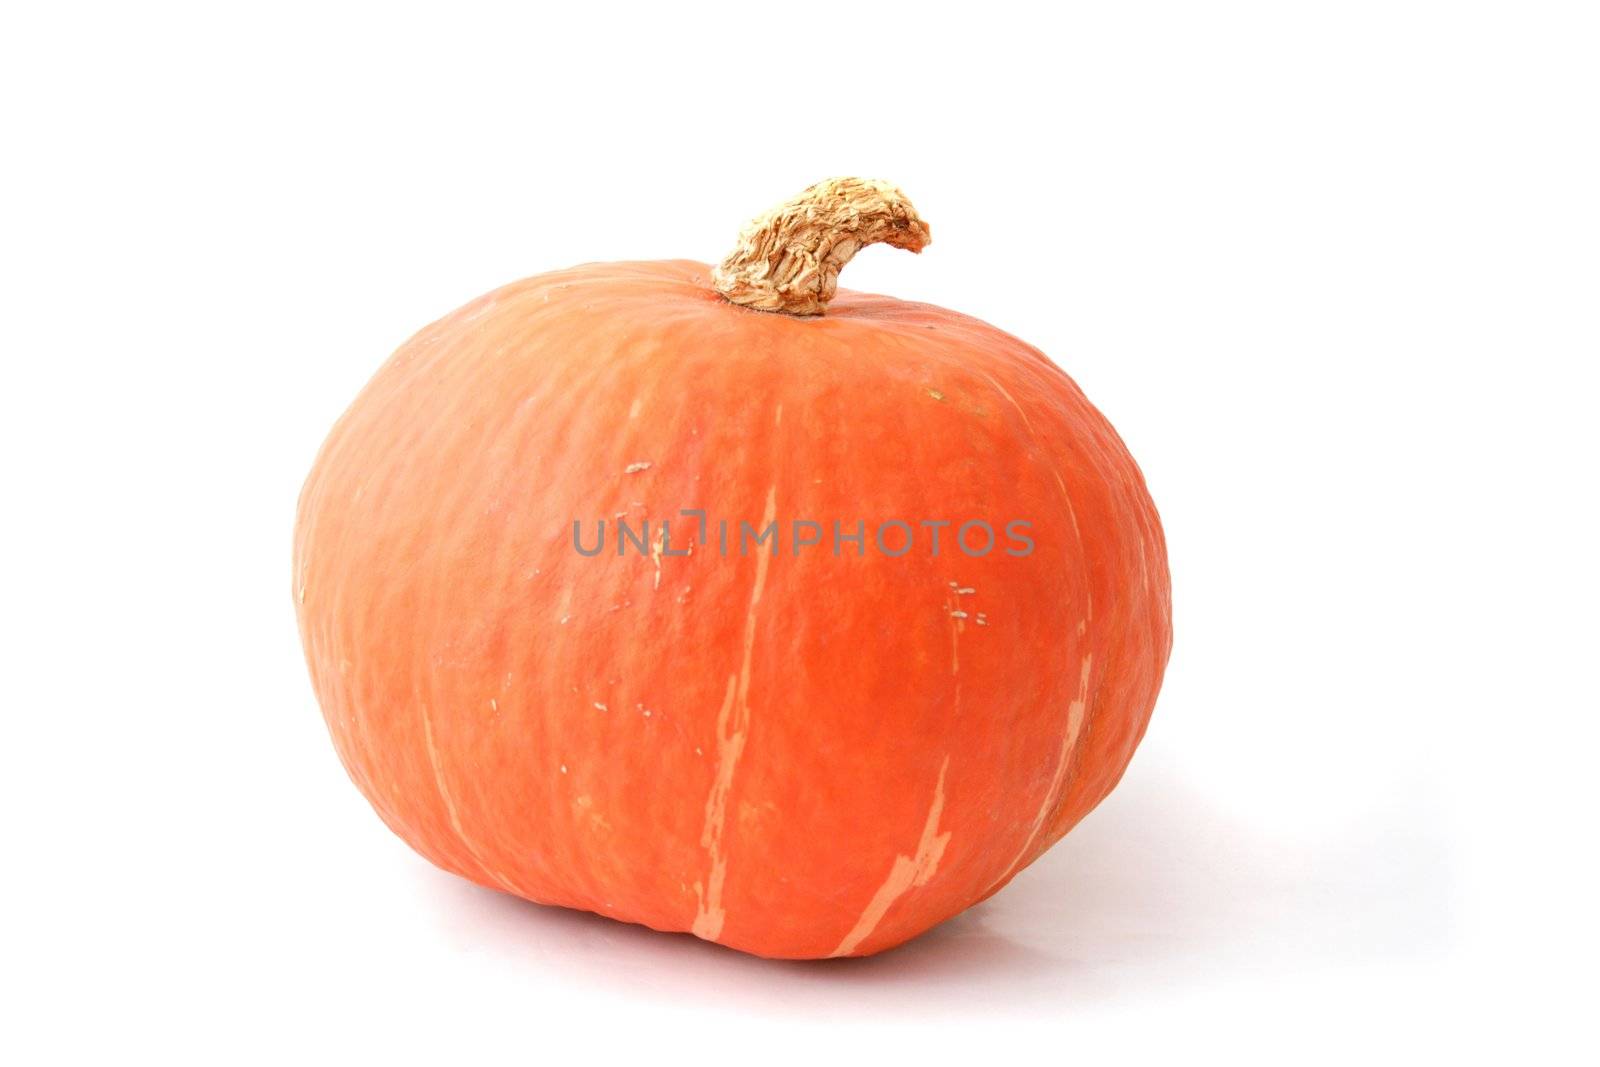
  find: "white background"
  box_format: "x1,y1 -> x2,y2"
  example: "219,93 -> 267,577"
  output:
3,2 -> 1596,1061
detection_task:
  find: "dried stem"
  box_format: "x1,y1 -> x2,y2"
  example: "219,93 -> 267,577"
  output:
712,178 -> 930,316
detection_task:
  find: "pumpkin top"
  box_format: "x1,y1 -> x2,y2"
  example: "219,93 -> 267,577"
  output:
712,177 -> 930,317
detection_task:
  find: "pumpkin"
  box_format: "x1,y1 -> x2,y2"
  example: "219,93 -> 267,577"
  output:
294,178 -> 1171,959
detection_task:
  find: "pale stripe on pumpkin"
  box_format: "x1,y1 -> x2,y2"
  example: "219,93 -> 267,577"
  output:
987,649 -> 1094,893
830,755 -> 954,957
692,481 -> 778,942
418,699 -> 523,896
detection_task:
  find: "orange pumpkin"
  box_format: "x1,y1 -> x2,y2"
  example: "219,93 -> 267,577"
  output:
294,179 -> 1171,959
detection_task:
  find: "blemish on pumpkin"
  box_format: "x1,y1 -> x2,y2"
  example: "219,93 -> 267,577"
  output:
927,389 -> 946,401
624,461 -> 652,474
593,702 -> 609,712
628,397 -> 642,419
574,794 -> 610,831
738,799 -> 777,828
946,583 -> 976,671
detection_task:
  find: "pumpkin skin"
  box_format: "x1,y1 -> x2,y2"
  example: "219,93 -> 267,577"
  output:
295,248 -> 1170,959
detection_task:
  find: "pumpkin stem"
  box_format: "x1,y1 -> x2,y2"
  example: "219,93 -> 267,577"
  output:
712,178 -> 931,316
